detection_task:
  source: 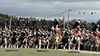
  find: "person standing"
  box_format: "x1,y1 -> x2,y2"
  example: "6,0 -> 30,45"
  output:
54,25 -> 60,50
73,21 -> 82,51
93,25 -> 100,52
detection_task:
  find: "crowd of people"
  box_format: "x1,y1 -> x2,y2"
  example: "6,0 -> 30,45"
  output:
0,21 -> 100,52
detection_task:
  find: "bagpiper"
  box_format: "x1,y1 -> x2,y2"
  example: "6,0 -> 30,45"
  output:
93,24 -> 100,52
54,24 -> 60,50
73,21 -> 82,51
53,20 -> 61,50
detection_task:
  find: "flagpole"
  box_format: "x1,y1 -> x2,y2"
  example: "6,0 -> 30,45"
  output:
67,9 -> 71,27
63,15 -> 65,29
9,16 -> 12,30
64,22 -> 65,29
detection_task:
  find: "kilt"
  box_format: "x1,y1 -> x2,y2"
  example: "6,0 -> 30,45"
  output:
35,39 -> 39,45
55,36 -> 59,42
72,37 -> 77,44
62,37 -> 68,45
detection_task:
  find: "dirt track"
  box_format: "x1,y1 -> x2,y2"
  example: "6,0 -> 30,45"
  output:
58,49 -> 100,55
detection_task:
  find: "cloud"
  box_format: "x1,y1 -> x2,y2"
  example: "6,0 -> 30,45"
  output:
20,0 -> 100,2
0,0 -> 100,22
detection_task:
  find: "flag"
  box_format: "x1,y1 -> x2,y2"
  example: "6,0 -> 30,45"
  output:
61,15 -> 65,25
57,18 -> 61,23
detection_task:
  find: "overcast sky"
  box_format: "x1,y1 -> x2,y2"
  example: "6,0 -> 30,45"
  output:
0,0 -> 100,22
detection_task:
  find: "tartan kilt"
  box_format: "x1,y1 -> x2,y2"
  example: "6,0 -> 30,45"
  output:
72,37 -> 77,44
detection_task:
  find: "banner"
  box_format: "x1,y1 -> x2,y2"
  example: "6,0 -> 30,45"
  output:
61,15 -> 65,25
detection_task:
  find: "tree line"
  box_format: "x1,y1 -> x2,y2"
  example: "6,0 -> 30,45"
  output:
0,13 -> 99,31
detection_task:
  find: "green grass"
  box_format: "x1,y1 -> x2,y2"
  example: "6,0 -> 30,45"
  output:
0,48 -> 99,56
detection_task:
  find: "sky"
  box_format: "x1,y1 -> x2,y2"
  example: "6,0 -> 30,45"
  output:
0,0 -> 100,22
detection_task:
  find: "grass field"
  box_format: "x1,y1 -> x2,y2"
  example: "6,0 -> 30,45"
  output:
0,48 -> 100,56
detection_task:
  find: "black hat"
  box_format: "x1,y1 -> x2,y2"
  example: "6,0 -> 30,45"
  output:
92,25 -> 99,31
74,21 -> 80,28
53,19 -> 59,28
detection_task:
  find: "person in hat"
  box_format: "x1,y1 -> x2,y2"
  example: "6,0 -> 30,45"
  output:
93,25 -> 100,52
54,25 -> 60,50
73,21 -> 82,51
89,32 -> 95,51
53,19 -> 61,50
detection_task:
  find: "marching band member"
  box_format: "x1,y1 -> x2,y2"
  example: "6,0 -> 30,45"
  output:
93,25 -> 100,52
68,29 -> 72,49
73,21 -> 82,51
3,29 -> 7,48
38,37 -> 42,49
62,30 -> 68,49
54,25 -> 60,50
89,32 -> 95,51
23,37 -> 28,49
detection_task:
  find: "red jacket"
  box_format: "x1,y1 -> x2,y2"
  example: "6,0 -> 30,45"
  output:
95,32 -> 99,37
74,29 -> 77,37
74,29 -> 82,37
94,31 -> 100,39
54,28 -> 60,34
77,30 -> 82,37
